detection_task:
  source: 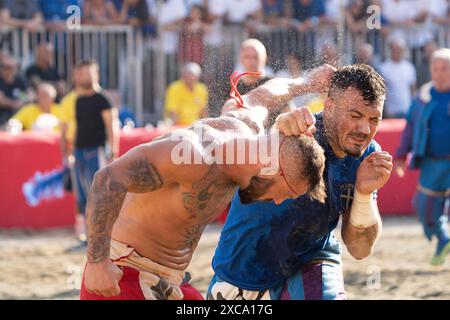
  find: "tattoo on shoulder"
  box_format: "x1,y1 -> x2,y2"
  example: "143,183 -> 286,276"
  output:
182,165 -> 236,221
127,157 -> 163,192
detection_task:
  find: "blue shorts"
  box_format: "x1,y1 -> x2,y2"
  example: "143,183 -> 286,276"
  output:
414,159 -> 450,241
73,146 -> 106,214
207,260 -> 346,300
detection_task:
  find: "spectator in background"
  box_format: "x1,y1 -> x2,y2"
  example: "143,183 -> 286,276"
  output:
38,0 -> 79,32
322,0 -> 345,26
417,41 -> 438,87
225,0 -> 262,26
11,83 -> 60,131
395,48 -> 450,266
430,0 -> 450,27
382,0 -> 433,58
355,42 -> 380,71
115,0 -> 150,27
25,42 -> 66,99
317,0 -> 345,45
234,39 -> 272,95
70,59 -> 120,249
0,55 -> 30,126
289,0 -> 326,31
344,0 -> 368,35
288,0 -> 326,67
164,62 -> 208,126
179,5 -> 207,65
261,0 -> 291,27
317,41 -> 341,68
157,0 -> 188,84
379,37 -> 417,118
0,0 -> 43,32
257,1 -> 290,71
83,0 -> 120,25
202,0 -> 230,116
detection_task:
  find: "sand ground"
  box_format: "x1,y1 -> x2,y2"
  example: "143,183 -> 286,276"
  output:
0,217 -> 449,300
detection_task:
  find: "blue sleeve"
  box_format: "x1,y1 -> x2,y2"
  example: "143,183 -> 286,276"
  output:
396,99 -> 419,158
312,0 -> 325,17
366,140 -> 381,155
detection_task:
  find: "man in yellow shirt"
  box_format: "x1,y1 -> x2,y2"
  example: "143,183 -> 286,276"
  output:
164,62 -> 208,125
12,82 -> 60,130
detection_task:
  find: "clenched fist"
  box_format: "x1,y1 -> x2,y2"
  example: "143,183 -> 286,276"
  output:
356,151 -> 393,195
84,259 -> 124,297
275,107 -> 316,136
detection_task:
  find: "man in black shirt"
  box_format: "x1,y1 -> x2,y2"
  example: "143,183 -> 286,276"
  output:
0,55 -> 30,126
72,59 -> 120,247
25,42 -> 66,98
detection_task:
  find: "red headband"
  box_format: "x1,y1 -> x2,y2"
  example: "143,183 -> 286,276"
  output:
229,71 -> 262,109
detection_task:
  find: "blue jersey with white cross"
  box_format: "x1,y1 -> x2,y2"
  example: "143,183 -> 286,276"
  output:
211,113 -> 381,290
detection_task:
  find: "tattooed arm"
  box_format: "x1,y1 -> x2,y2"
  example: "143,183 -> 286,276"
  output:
83,138 -> 194,297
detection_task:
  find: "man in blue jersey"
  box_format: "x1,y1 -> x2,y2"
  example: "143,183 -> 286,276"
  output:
396,48 -> 450,266
208,64 -> 393,300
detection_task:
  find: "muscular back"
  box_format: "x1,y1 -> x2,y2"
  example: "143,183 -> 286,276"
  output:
108,117 -> 254,270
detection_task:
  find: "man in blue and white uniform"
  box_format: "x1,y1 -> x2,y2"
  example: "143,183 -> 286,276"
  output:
208,64 -> 393,300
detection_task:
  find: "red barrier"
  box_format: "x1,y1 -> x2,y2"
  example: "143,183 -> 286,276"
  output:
375,119 -> 419,215
0,120 -> 418,229
0,128 -> 171,229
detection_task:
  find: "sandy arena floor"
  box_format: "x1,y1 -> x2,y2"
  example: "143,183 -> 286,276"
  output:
0,217 -> 449,300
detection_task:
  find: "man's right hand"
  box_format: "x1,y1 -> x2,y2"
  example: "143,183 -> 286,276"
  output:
84,259 -> 123,297
275,107 -> 316,136
394,158 -> 407,178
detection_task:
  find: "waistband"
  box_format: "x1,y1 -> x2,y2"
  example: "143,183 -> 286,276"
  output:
110,239 -> 185,286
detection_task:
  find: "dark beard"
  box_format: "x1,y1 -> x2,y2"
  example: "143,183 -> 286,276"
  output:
238,176 -> 274,204
323,114 -> 368,158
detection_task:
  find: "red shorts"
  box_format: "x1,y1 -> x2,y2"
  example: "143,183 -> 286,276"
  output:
80,264 -> 203,300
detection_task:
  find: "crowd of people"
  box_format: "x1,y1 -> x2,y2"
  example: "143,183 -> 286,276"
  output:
1,0 -> 450,128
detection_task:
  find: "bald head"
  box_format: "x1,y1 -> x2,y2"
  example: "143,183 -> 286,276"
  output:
356,43 -> 374,64
37,83 -> 57,112
36,43 -> 54,68
181,62 -> 202,88
389,37 -> 407,62
431,48 -> 450,92
240,39 -> 267,73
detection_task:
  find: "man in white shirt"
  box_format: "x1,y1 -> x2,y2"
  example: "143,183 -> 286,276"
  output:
379,37 -> 417,118
225,0 -> 261,25
382,0 -> 433,50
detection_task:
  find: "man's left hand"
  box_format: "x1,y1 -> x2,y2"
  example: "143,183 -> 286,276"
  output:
355,151 -> 393,195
